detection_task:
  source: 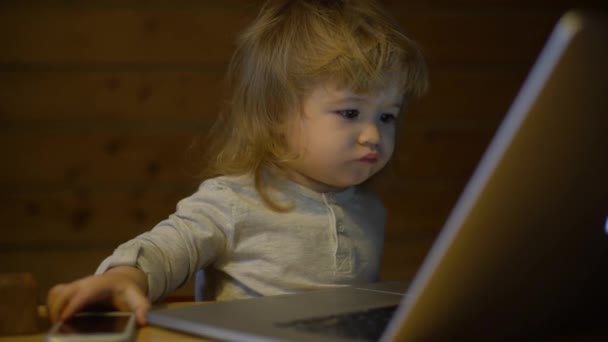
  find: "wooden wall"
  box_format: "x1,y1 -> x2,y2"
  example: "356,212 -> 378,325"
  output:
1,0 -> 606,302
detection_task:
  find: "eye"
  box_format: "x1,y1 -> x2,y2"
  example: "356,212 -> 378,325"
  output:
379,113 -> 397,124
336,109 -> 359,119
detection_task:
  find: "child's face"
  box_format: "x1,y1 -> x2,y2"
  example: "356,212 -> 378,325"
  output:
284,81 -> 403,193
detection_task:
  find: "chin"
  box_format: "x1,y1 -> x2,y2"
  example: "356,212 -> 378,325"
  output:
333,174 -> 374,188
318,168 -> 379,189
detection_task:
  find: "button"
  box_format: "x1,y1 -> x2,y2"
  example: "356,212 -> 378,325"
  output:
337,223 -> 345,232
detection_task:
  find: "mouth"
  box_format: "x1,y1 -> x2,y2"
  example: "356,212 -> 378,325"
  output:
358,153 -> 379,163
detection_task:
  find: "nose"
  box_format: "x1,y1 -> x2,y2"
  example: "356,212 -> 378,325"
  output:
357,122 -> 380,148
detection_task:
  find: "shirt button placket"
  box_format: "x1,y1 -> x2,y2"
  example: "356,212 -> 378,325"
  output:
333,204 -> 351,273
337,221 -> 345,233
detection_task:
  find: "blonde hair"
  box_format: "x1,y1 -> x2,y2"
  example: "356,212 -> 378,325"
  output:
201,0 -> 429,210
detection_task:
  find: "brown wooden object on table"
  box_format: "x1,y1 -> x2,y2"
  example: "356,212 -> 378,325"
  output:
0,273 -> 39,335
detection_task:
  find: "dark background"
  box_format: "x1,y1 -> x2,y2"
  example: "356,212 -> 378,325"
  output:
2,0 -> 606,301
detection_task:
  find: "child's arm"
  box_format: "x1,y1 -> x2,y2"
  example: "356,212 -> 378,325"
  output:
95,180 -> 232,302
47,265 -> 150,326
47,179 -> 234,325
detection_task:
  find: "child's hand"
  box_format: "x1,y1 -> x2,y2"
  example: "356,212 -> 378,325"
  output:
47,266 -> 150,326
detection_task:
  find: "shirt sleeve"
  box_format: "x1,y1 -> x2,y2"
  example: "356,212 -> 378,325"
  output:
95,179 -> 234,302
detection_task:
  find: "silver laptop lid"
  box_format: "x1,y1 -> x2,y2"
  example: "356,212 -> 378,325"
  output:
384,11 -> 608,341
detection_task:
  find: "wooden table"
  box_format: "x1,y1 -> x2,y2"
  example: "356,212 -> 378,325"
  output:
0,304 -> 212,342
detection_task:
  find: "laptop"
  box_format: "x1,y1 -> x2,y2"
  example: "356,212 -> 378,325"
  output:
147,11 -> 608,341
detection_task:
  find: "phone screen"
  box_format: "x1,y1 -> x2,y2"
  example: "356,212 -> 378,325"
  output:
57,314 -> 131,334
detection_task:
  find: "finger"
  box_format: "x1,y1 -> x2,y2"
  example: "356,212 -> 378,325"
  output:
115,287 -> 150,326
47,284 -> 72,323
134,303 -> 150,326
60,286 -> 108,322
47,284 -> 63,323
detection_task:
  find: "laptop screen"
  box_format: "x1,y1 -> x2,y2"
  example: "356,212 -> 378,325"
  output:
385,11 -> 608,341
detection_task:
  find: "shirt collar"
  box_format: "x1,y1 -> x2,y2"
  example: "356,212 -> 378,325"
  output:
276,176 -> 356,204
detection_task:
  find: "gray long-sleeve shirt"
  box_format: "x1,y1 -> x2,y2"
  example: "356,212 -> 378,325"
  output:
96,174 -> 386,302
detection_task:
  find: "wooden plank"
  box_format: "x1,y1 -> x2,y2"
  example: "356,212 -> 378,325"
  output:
2,234 -> 433,302
3,245 -> 420,303
0,67 -> 524,122
380,181 -> 464,233
0,8 -> 254,64
0,10 -> 565,65
382,0 -> 608,12
1,219 -> 437,301
0,190 -> 452,244
0,249 -> 196,303
3,241 -> 427,302
0,186 -> 194,245
1,248 -> 112,304
0,124 -> 495,185
0,70 -> 225,120
407,66 -> 527,124
1,132 -> 204,184
2,163 -> 463,245
1,176 -> 461,246
380,235 -> 436,281
395,124 -> 496,179
1,0 -> 605,12
0,0 -> 264,10
398,13 -> 557,65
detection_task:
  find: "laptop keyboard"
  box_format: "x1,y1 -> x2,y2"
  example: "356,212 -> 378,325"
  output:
276,305 -> 398,341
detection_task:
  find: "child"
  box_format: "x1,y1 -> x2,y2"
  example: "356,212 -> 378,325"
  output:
47,0 -> 428,326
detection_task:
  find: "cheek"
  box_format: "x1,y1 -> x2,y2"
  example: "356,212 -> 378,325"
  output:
285,120 -> 308,154
382,127 -> 397,156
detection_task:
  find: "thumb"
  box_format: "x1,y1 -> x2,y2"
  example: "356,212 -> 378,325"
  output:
115,287 -> 151,326
127,288 -> 151,326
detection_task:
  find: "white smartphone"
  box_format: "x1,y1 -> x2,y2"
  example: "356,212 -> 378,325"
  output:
45,312 -> 136,342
